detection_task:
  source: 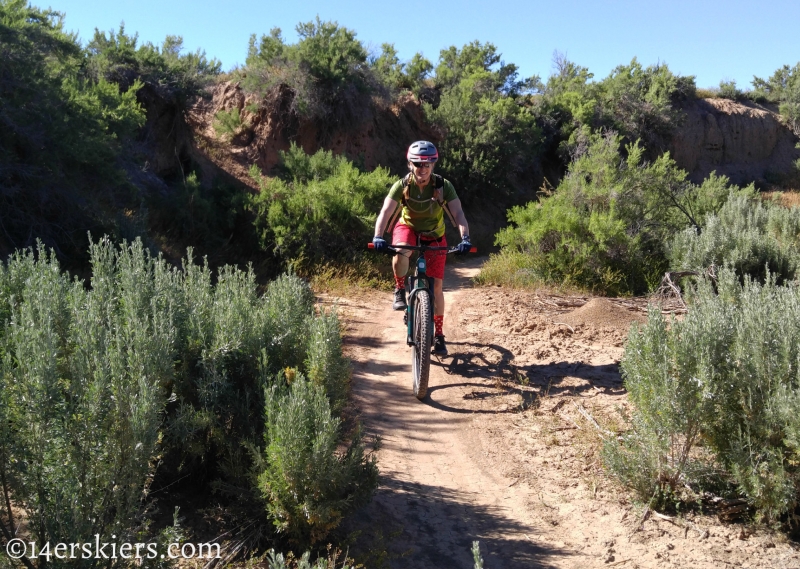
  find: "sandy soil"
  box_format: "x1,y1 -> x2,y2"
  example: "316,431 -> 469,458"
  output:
324,259 -> 800,569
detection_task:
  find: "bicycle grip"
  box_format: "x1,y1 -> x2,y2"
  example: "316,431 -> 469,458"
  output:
367,243 -> 374,249
470,247 -> 477,253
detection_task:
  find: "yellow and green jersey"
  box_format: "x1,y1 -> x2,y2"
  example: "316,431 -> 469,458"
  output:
387,175 -> 459,238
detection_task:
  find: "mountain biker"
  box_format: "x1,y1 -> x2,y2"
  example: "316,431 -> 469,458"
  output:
372,141 -> 471,356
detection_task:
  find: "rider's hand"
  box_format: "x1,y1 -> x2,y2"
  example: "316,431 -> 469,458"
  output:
456,236 -> 472,254
372,236 -> 388,252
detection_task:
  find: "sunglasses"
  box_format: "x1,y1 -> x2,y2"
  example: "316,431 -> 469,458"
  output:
411,161 -> 434,169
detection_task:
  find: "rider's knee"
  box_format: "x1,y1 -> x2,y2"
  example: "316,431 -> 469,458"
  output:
393,242 -> 413,258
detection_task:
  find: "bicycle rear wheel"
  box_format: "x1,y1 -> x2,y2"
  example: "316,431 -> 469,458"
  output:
411,290 -> 432,399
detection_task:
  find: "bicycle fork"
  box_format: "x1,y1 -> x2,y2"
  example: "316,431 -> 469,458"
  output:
404,275 -> 435,346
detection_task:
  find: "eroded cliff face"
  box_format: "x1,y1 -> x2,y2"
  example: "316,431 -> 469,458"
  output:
670,98 -> 799,185
184,84 -> 799,192
186,82 -> 439,187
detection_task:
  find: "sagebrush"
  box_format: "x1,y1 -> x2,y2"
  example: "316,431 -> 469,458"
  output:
669,190 -> 800,284
605,269 -> 800,520
0,237 -> 376,565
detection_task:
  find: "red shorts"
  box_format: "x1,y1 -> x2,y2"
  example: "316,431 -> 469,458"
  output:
392,223 -> 447,280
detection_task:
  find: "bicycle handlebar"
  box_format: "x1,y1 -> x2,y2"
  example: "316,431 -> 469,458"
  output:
367,243 -> 477,254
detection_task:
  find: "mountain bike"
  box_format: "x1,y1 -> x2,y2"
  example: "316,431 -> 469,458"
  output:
368,240 -> 476,400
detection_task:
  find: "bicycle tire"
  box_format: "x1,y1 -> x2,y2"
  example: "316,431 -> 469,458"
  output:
411,290 -> 432,400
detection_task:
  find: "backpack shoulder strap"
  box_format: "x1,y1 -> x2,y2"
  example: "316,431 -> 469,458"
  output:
432,174 -> 444,204
384,175 -> 409,235
434,175 -> 459,228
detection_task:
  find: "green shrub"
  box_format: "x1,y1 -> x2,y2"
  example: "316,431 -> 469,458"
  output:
752,63 -> 800,134
369,43 -> 432,94
259,377 -> 377,545
718,79 -> 742,100
265,548 -> 357,569
0,237 -> 374,554
146,171 -> 247,249
164,261 -> 373,549
213,107 -> 248,139
492,133 -> 735,295
248,144 -> 392,270
426,72 -> 542,204
242,18 -> 378,123
474,249 -> 542,289
275,141 -> 339,182
668,189 -> 800,284
606,270 -> 800,520
306,311 -> 350,413
596,59 -> 694,151
434,41 -> 523,94
166,257 -> 270,472
292,18 -> 368,92
86,25 -> 221,101
424,41 -> 541,203
538,56 -> 694,160
603,305 -> 712,505
263,272 -> 315,370
165,265 -> 317,481
0,240 -> 170,558
0,0 -> 146,258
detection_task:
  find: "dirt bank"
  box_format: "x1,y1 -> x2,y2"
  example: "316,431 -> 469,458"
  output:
671,98 -> 800,186
186,82 -> 439,188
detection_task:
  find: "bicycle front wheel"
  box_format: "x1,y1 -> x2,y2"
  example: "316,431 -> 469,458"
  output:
411,290 -> 432,400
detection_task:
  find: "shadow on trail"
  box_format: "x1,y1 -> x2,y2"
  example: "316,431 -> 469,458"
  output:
414,340 -> 627,414
441,340 -> 624,393
347,335 -> 384,349
353,366 -> 470,444
340,476 -> 572,569
350,357 -> 408,377
424,382 -> 525,414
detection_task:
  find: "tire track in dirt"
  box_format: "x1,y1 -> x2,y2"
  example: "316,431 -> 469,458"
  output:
339,259 -> 577,569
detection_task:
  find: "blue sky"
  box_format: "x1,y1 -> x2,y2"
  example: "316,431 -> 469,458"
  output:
45,0 -> 800,89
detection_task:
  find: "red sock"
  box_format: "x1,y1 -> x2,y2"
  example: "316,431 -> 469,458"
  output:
433,315 -> 443,336
394,276 -> 405,289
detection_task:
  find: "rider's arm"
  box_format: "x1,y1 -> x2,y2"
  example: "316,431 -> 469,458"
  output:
446,198 -> 470,240
374,196 -> 400,237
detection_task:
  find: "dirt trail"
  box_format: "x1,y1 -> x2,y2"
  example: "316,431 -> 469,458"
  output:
328,259 -> 799,569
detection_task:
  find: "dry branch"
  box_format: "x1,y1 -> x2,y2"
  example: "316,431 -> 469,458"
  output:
573,402 -> 613,437
553,322 -> 575,333
654,271 -> 698,310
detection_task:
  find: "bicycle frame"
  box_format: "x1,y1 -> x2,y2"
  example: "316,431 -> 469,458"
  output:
368,238 -> 476,399
404,255 -> 435,347
367,238 -> 476,347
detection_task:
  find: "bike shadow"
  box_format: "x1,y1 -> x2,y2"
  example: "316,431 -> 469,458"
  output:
427,340 -> 625,413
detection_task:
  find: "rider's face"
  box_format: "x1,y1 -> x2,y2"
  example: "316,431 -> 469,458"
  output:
409,161 -> 435,185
